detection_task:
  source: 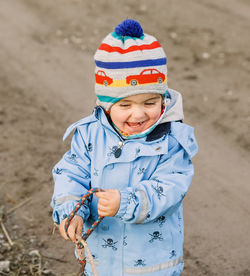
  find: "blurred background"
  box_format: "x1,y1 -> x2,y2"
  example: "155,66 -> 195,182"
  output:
0,0 -> 249,275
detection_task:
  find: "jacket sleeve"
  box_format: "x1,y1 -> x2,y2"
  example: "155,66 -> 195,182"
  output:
51,128 -> 91,225
115,133 -> 197,224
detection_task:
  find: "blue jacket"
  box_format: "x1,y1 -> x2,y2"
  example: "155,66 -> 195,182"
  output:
51,93 -> 198,276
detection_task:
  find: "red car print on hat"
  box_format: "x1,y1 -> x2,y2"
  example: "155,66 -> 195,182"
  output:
95,70 -> 113,86
126,69 -> 165,86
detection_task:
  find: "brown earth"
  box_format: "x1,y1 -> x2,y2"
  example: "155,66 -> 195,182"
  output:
0,0 -> 250,275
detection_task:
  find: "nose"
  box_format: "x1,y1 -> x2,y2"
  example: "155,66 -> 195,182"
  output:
130,105 -> 146,121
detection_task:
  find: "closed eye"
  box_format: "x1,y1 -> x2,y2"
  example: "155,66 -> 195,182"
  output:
144,102 -> 156,106
119,104 -> 130,107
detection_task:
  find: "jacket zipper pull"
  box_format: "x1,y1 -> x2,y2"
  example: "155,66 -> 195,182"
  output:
114,141 -> 124,158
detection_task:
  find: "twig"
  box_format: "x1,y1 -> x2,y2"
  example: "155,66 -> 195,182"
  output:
41,254 -> 68,263
0,218 -> 14,246
51,222 -> 58,235
29,252 -> 42,276
6,197 -> 32,215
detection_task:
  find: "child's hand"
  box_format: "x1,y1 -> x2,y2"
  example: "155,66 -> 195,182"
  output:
95,189 -> 121,217
59,215 -> 83,242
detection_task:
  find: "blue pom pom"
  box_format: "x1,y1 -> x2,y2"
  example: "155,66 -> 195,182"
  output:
115,19 -> 143,38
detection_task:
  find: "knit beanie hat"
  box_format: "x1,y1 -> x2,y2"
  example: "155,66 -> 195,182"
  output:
94,19 -> 168,110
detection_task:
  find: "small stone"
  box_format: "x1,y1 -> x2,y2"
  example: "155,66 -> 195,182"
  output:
170,32 -> 177,39
42,269 -> 52,275
12,225 -> 19,230
226,90 -> 233,96
21,268 -> 29,274
2,243 -> 11,251
29,249 -> 40,256
202,52 -> 210,59
0,260 -> 10,272
70,35 -> 82,44
0,233 -> 4,239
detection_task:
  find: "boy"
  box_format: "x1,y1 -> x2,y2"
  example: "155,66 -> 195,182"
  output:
51,19 -> 198,276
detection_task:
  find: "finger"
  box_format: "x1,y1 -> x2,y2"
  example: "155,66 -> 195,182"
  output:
98,204 -> 109,212
95,191 -> 107,198
104,189 -> 115,192
76,221 -> 83,238
67,223 -> 77,242
76,226 -> 82,237
98,201 -> 110,212
98,197 -> 109,205
59,220 -> 69,240
97,190 -> 120,201
96,191 -> 114,200
97,208 -> 109,217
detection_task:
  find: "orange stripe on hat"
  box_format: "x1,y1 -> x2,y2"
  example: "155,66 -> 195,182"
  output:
98,41 -> 162,54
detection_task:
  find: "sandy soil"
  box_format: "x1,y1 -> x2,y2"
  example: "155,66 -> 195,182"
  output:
0,0 -> 250,275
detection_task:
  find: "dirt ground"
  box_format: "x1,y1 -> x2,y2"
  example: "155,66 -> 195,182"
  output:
0,0 -> 250,275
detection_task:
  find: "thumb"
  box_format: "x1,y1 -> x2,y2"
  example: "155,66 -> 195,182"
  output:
95,191 -> 106,198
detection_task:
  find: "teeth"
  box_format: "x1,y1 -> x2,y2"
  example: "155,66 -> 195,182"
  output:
127,121 -> 144,127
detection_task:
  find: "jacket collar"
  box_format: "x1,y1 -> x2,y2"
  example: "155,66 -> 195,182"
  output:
146,122 -> 171,141
63,89 -> 183,143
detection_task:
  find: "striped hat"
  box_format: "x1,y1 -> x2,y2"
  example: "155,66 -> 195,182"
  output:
94,19 -> 168,110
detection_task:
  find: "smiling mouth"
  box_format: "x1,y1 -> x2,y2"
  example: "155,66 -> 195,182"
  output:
127,121 -> 145,127
124,120 -> 150,135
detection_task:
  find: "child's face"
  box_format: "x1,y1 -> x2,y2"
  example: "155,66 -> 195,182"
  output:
109,93 -> 163,135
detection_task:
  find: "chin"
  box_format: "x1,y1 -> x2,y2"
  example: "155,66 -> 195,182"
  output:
124,126 -> 150,135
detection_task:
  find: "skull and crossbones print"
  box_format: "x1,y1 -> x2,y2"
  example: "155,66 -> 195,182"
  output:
102,238 -> 118,251
149,231 -> 163,243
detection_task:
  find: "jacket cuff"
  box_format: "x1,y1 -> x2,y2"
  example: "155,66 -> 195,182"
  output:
52,201 -> 90,225
115,189 -> 130,219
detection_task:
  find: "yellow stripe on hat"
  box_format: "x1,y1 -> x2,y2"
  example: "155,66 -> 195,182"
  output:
96,77 -> 167,88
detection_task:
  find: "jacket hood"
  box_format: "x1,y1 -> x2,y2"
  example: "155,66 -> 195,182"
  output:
160,88 -> 184,124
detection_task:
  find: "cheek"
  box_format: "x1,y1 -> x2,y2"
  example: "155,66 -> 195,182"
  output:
110,109 -> 127,125
149,108 -> 162,121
